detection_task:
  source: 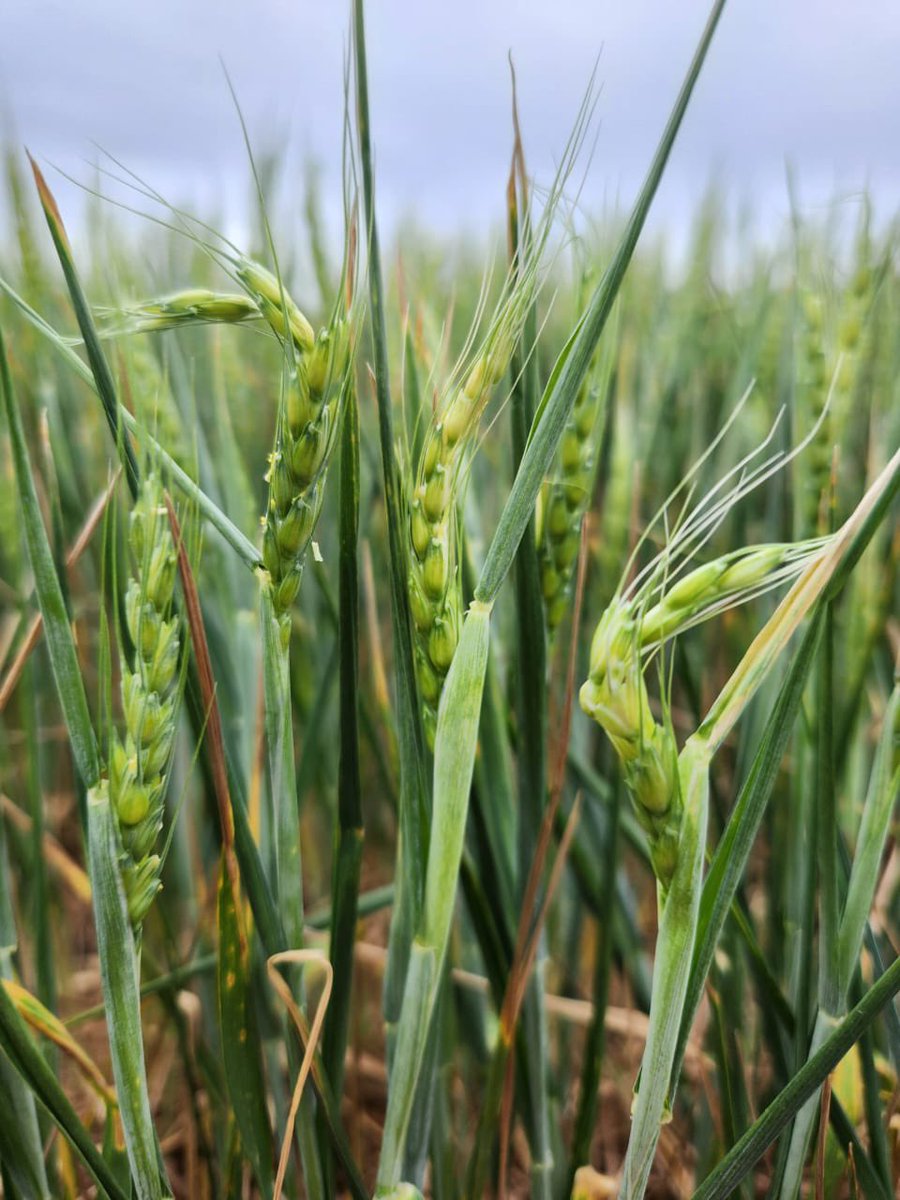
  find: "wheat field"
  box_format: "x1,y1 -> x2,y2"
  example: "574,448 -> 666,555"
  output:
0,2 -> 898,1197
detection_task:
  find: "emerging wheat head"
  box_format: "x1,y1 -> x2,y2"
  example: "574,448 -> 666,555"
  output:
108,472 -> 186,927
581,404 -> 830,882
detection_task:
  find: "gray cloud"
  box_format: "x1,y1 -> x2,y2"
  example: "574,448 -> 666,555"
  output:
2,0 -> 898,246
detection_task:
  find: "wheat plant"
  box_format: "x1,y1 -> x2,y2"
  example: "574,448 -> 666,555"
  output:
0,2 -> 898,1198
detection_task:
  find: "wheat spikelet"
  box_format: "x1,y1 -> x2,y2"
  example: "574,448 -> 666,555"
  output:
104,288 -> 260,335
581,408 -> 832,881
109,473 -> 183,927
108,254 -> 352,618
536,290 -> 618,633
261,314 -> 351,616
407,310 -> 521,748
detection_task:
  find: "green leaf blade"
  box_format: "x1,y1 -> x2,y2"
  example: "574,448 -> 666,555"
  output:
216,857 -> 275,1199
0,328 -> 99,789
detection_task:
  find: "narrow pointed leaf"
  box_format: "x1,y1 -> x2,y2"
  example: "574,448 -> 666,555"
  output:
476,0 -> 728,605
0,965 -> 129,1200
693,954 -> 900,1200
28,157 -> 139,497
352,0 -> 430,1042
0,328 -> 99,788
323,380 -> 363,1096
672,610 -> 823,1086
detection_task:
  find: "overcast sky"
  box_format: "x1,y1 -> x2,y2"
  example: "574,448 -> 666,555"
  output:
2,1 -> 899,254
